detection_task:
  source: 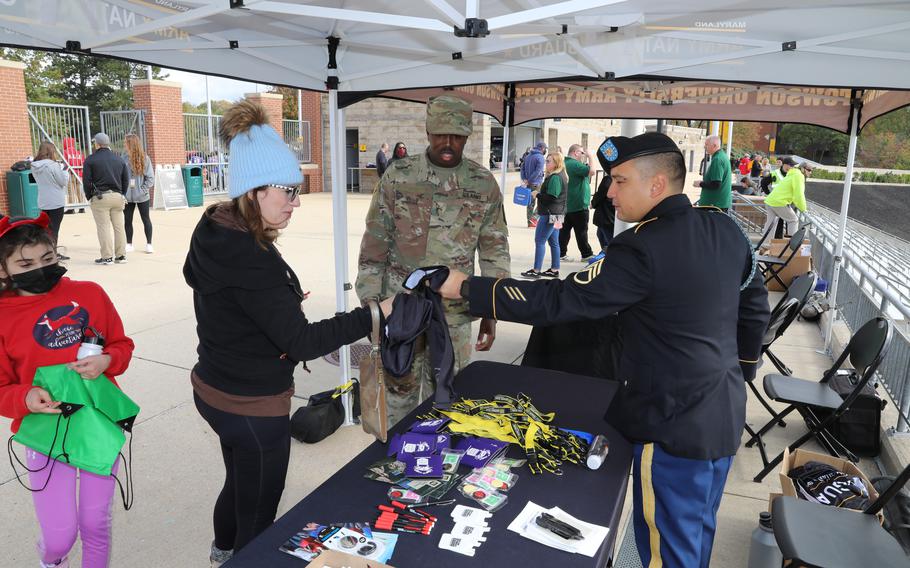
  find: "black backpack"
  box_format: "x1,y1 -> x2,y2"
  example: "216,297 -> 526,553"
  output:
10,160 -> 31,172
812,371 -> 886,457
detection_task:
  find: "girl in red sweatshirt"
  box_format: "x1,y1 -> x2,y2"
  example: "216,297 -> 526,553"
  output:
0,213 -> 134,568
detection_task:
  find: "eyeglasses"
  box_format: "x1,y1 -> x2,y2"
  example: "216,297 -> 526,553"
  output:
270,184 -> 303,201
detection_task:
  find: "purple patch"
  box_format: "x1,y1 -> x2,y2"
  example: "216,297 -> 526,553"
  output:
403,454 -> 444,478
397,432 -> 437,458
387,433 -> 404,457
455,437 -> 508,468
408,417 -> 450,434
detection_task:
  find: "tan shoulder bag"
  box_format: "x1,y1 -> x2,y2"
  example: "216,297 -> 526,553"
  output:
359,301 -> 388,442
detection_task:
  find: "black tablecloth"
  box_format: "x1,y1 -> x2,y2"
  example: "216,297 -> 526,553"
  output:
229,361 -> 632,567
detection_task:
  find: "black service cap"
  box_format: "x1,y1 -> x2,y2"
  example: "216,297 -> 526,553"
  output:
596,132 -> 682,171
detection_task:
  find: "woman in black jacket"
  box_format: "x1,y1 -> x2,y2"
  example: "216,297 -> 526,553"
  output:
183,100 -> 393,566
521,152 -> 568,279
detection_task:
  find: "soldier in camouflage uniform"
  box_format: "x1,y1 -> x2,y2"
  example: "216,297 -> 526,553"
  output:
356,95 -> 511,426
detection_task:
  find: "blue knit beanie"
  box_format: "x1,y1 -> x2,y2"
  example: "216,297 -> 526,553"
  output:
220,100 -> 303,199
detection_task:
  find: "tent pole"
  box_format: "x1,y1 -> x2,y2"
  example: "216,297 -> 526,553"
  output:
823,101 -> 860,352
499,91 -> 512,196
297,89 -> 304,156
726,121 -> 733,156
615,119 -> 645,236
329,88 -> 354,425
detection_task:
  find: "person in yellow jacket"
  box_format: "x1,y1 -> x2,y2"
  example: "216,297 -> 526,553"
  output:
762,157 -> 811,237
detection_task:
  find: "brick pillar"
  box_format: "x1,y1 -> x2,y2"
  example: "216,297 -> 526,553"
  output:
0,59 -> 33,215
245,92 -> 284,139
132,79 -> 184,167
299,91 -> 324,193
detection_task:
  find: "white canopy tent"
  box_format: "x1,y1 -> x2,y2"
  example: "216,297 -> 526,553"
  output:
4,1 -> 910,417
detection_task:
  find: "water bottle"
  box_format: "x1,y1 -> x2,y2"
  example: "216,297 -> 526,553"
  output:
747,511 -> 782,568
585,434 -> 610,470
77,327 -> 104,360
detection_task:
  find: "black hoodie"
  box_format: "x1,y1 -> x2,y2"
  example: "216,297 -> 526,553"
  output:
183,205 -> 373,397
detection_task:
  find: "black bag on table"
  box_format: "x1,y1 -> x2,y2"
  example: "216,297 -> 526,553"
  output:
813,371 -> 886,457
290,381 -> 360,444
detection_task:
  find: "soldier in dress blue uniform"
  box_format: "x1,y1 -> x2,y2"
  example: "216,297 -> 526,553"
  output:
439,132 -> 771,568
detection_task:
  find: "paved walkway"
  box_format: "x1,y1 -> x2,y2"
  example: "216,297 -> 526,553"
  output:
0,175 -> 869,567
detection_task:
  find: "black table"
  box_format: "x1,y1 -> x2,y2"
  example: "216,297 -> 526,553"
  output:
230,361 -> 632,567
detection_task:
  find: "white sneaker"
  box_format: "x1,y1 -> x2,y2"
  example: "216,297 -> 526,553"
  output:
125,244 -> 134,253
145,243 -> 155,254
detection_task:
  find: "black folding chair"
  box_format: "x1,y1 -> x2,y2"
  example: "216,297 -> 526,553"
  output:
743,297 -> 800,466
748,316 -> 893,482
765,272 -> 818,376
756,227 -> 807,289
772,463 -> 910,567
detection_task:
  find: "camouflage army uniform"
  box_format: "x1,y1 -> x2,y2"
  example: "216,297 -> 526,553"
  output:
356,97 -> 510,426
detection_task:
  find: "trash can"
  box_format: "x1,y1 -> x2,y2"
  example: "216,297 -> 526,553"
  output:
5,170 -> 40,218
181,165 -> 204,207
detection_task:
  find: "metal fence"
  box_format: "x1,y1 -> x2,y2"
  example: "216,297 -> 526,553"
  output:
100,109 -> 146,155
282,119 -> 312,163
26,102 -> 91,208
804,212 -> 910,433
183,113 -> 228,195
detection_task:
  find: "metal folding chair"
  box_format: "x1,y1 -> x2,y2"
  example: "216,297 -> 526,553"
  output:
756,227 -> 807,289
765,272 -> 818,376
743,297 -> 800,466
748,316 -> 893,482
772,463 -> 910,567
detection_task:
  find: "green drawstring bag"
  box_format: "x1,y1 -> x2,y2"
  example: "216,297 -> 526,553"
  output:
11,364 -> 139,477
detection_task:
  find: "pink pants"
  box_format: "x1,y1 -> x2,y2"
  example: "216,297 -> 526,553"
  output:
26,449 -> 117,567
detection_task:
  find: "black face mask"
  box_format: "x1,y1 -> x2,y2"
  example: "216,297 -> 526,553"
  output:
9,263 -> 67,294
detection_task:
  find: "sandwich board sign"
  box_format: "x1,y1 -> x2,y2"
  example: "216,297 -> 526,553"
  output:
153,164 -> 189,210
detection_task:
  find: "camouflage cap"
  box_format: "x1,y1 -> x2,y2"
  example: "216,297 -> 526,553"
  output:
426,95 -> 473,136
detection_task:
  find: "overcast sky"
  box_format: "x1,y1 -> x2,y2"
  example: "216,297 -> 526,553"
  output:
163,69 -> 264,104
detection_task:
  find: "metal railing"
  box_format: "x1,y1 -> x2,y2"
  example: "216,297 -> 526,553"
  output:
804,211 -> 910,432
808,204 -> 910,309
27,102 -> 91,209
184,113 -> 228,195
728,195 -> 910,432
282,119 -> 312,163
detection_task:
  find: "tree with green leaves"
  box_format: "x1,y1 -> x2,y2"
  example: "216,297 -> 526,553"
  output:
1,48 -> 166,132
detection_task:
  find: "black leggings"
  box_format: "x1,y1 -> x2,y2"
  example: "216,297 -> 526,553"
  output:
124,201 -> 153,244
43,208 -> 65,244
193,393 -> 291,552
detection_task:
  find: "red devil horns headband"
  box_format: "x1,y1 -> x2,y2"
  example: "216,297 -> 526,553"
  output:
0,212 -> 51,240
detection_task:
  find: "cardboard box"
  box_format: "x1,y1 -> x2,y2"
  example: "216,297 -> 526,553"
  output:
768,491 -> 782,513
762,238 -> 812,292
778,447 -> 882,521
307,549 -> 396,568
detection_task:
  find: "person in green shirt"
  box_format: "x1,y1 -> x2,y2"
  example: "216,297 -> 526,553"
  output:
692,135 -> 732,211
559,144 -> 597,261
762,157 -> 810,237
